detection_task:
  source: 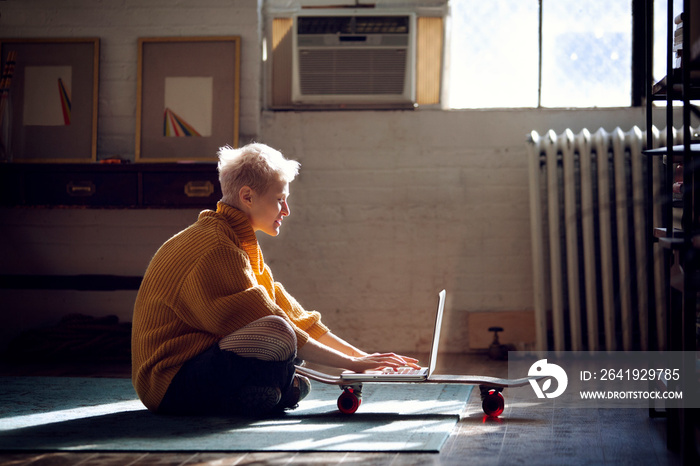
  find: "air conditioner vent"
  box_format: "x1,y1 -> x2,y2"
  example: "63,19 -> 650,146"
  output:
299,49 -> 407,95
298,16 -> 410,35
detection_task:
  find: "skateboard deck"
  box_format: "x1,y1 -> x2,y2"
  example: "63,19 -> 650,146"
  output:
295,365 -> 537,417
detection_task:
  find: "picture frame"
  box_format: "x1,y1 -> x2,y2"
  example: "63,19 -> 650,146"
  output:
136,36 -> 241,163
0,38 -> 99,163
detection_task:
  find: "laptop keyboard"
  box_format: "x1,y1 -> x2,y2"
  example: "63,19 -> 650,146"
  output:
382,366 -> 425,375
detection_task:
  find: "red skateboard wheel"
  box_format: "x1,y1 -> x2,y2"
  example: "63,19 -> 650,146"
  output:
482,389 -> 505,417
337,388 -> 361,414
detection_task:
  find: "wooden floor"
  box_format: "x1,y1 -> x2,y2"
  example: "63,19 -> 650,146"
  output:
0,354 -> 683,466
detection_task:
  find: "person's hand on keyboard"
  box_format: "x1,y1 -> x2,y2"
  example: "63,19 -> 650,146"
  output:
348,352 -> 421,373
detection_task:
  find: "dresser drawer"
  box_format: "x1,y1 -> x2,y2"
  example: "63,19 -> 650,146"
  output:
142,171 -> 221,207
0,162 -> 220,208
24,171 -> 139,206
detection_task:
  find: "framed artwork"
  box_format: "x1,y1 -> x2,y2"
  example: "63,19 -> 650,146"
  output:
0,38 -> 99,163
136,36 -> 241,162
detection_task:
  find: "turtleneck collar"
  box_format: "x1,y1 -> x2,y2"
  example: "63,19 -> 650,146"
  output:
215,202 -> 264,275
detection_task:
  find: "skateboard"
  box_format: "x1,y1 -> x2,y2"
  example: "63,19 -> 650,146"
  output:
295,365 -> 538,417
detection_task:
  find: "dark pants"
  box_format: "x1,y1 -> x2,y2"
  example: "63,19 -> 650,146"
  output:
158,344 -> 296,416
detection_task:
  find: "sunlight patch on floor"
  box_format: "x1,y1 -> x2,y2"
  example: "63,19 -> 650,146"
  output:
0,400 -> 144,430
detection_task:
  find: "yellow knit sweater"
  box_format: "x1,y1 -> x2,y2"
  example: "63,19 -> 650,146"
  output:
131,202 -> 329,411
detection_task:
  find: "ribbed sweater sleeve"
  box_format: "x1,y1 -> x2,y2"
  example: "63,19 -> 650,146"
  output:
273,281 -> 329,341
177,244 -> 323,346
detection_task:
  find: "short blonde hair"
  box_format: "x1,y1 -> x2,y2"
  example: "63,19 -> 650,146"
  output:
217,143 -> 300,207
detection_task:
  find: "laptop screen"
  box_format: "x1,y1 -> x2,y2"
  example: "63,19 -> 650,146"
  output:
427,289 -> 446,378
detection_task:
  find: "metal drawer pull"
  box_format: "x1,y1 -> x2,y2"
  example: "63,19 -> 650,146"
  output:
184,180 -> 214,198
66,181 -> 96,197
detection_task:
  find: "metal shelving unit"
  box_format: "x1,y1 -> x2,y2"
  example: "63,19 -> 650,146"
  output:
644,1 -> 699,462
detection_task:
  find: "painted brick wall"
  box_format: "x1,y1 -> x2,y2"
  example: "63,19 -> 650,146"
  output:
0,0 -> 670,354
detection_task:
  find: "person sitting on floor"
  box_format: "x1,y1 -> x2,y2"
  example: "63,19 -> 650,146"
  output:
131,142 -> 419,416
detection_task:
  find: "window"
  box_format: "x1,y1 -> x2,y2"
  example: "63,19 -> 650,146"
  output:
448,1 -> 539,108
541,0 -> 630,107
653,0 -> 684,85
448,0 -> 681,109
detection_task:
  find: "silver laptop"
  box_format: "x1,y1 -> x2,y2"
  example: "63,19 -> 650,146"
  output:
340,289 -> 446,382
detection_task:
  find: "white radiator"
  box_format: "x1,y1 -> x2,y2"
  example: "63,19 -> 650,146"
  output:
527,125 -> 690,352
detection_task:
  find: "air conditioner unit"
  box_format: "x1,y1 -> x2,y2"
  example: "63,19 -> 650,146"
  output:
291,11 -> 416,108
